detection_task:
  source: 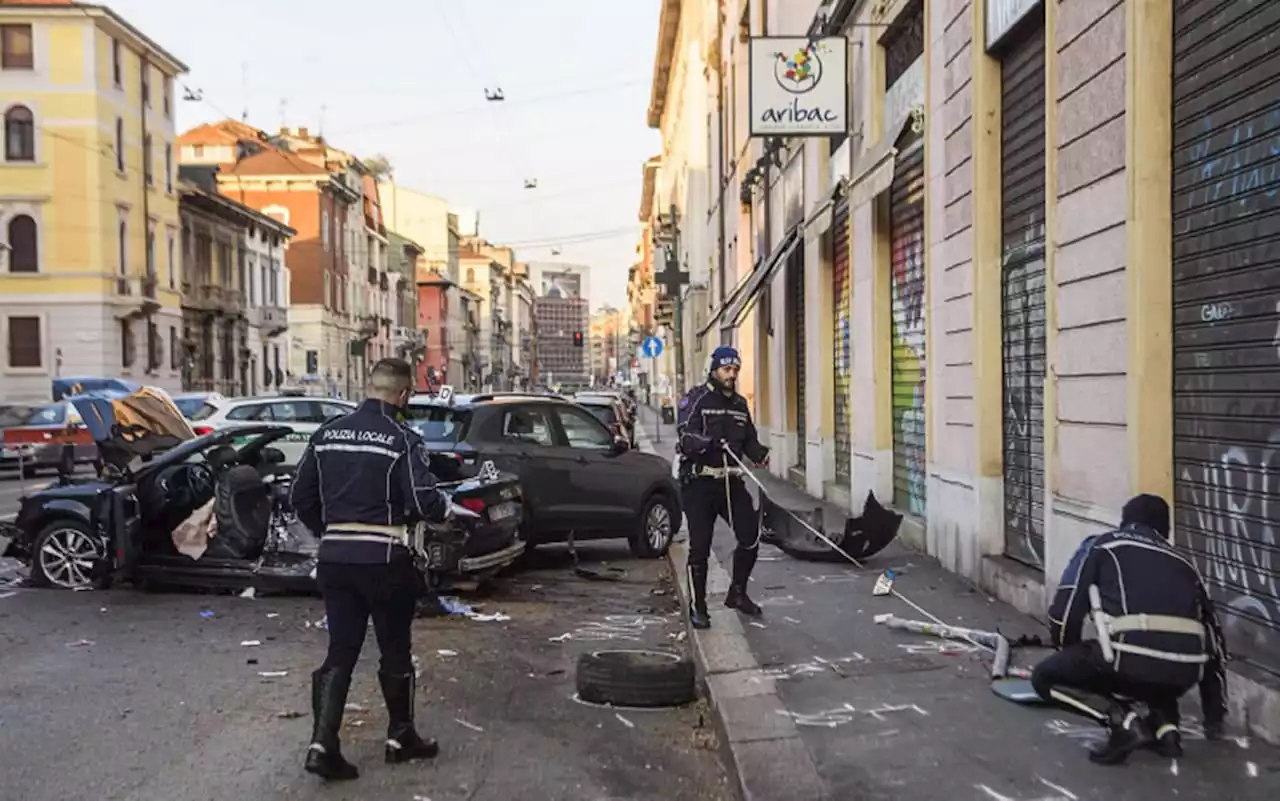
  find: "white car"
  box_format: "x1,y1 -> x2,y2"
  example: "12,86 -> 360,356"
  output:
189,396 -> 357,463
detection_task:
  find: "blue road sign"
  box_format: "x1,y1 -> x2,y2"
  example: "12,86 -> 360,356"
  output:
642,336 -> 664,359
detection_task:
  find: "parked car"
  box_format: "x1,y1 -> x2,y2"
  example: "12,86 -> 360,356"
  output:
403,389 -> 681,558
0,400 -> 99,477
170,391 -> 228,420
4,388 -> 525,592
188,396 -> 357,463
573,393 -> 636,449
51,377 -> 140,402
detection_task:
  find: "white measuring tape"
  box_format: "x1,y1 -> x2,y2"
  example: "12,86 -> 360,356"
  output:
721,447 -> 997,656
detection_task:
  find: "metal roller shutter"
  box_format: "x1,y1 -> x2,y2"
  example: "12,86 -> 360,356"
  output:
792,245 -> 807,470
890,138 -> 927,517
1172,0 -> 1280,678
999,22 -> 1048,570
833,199 -> 853,484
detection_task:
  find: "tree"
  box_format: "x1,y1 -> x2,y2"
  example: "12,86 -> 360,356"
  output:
364,154 -> 393,179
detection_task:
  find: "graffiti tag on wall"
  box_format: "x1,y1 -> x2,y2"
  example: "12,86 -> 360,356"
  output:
890,153 -> 927,517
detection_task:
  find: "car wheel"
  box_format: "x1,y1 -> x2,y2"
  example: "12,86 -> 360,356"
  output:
575,649 -> 696,708
31,520 -> 105,590
630,493 -> 675,558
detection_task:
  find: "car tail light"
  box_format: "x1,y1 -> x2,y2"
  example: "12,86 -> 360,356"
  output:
192,426 -> 214,436
459,497 -> 486,514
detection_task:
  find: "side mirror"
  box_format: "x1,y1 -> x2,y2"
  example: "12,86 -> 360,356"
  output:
611,436 -> 629,454
263,447 -> 287,464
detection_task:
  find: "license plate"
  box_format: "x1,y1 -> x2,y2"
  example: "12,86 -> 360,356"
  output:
488,502 -> 518,522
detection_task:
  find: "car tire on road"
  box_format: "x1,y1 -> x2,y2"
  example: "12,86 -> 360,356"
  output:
30,520 -> 105,590
575,649 -> 697,708
629,493 -> 676,559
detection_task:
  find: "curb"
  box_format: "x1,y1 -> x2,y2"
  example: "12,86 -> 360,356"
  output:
666,541 -> 828,801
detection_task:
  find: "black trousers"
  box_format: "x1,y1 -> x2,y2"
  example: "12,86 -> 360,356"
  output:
1031,641 -> 1191,725
683,476 -> 760,571
316,559 -> 418,676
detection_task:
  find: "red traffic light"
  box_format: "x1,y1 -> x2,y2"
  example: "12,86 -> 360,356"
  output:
572,331 -> 584,347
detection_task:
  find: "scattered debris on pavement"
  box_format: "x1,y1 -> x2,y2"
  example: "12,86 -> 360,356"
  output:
344,702 -> 370,713
0,591 -> 16,601
454,718 -> 484,732
241,640 -> 261,647
0,556 -> 28,589
615,713 -> 635,729
239,587 -> 256,599
258,670 -> 288,678
265,612 -> 280,619
199,609 -> 215,619
65,639 -> 94,648
277,710 -> 305,719
437,649 -> 458,657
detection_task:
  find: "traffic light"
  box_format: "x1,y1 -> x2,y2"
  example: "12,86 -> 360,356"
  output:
572,331 -> 584,348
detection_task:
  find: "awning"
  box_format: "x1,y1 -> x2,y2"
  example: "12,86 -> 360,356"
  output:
696,255 -> 764,339
804,181 -> 845,242
717,226 -> 802,334
846,113 -> 915,208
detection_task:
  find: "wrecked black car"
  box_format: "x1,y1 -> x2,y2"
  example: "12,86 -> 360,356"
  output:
2,388 -> 526,594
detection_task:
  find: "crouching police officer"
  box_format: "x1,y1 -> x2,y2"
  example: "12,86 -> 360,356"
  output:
1032,493 -> 1228,765
291,358 -> 451,781
676,346 -> 770,630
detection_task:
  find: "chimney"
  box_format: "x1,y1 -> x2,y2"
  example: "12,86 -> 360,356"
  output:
298,127 -> 309,138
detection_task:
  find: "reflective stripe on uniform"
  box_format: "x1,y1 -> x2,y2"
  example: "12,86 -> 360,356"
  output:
1110,641 -> 1210,664
1108,613 -> 1205,638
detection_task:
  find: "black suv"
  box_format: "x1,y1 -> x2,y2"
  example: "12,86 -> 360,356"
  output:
404,393 -> 680,558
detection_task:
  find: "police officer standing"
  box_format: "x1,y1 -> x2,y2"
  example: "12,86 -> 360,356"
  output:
1032,493 -> 1228,765
291,358 -> 451,781
676,346 -> 770,630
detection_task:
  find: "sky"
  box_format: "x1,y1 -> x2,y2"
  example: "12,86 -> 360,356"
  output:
107,0 -> 661,311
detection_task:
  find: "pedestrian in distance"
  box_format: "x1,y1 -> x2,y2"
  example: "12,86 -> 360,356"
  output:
291,357 -> 452,781
1031,493 -> 1229,765
675,346 -> 770,630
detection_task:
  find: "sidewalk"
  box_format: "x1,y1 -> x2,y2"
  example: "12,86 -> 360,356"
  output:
636,422 -> 1279,801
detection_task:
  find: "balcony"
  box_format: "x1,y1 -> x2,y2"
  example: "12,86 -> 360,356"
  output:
115,275 -> 162,317
181,282 -> 244,315
357,313 -> 380,337
247,305 -> 288,335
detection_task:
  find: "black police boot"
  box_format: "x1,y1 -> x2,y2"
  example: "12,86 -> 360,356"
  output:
1089,704 -> 1152,765
305,667 -> 360,781
724,548 -> 762,617
379,670 -> 440,764
1145,706 -> 1183,758
687,564 -> 711,630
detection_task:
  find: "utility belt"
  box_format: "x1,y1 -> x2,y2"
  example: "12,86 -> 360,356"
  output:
1088,585 -> 1209,665
682,463 -> 746,480
323,521 -> 410,547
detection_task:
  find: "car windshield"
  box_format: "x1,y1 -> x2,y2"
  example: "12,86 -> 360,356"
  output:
403,405 -> 472,443
579,402 -> 617,425
24,403 -> 66,426
175,398 -> 216,419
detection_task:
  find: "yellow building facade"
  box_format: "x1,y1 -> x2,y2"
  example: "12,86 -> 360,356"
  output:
0,3 -> 187,401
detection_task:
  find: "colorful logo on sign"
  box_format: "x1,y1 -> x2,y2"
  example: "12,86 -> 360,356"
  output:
772,41 -> 827,94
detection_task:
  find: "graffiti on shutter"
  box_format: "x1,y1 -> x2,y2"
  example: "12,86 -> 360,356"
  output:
999,21 -> 1048,570
791,245 -> 807,470
1172,0 -> 1280,677
833,199 -> 853,484
890,141 -> 926,517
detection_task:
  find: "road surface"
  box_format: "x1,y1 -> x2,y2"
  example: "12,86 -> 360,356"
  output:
0,541 -> 733,801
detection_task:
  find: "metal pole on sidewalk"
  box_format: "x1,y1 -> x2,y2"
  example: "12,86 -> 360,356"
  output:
652,353 -> 661,443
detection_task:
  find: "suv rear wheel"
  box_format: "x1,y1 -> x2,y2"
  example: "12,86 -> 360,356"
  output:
630,493 -> 676,558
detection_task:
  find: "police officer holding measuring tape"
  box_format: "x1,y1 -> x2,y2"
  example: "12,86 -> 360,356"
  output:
676,346 -> 770,630
291,358 -> 451,781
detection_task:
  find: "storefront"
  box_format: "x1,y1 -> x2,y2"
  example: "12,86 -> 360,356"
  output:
1171,0 -> 1280,677
991,3 -> 1048,569
832,197 -> 852,485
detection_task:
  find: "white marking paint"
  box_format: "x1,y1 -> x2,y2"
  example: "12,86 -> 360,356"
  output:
761,653 -> 866,681
1246,761 -> 1258,778
454,718 -> 484,732
801,574 -> 859,584
974,781 -> 1077,801
779,701 -> 928,728
615,713 -> 635,729
1047,717 -> 1212,748
897,639 -> 982,656
550,614 -> 670,643
757,594 -> 804,607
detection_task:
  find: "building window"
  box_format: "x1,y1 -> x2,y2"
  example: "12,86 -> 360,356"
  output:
322,210 -> 331,250
163,77 -> 171,117
6,315 -> 40,368
0,24 -> 33,71
118,219 -> 128,275
164,143 -> 172,192
170,325 -> 181,370
7,214 -> 37,273
115,118 -> 124,172
121,320 -> 135,368
111,38 -> 121,86
143,133 -> 152,185
145,222 -> 156,278
4,105 -> 34,162
140,62 -> 150,107
167,229 -> 176,288
192,144 -> 204,158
